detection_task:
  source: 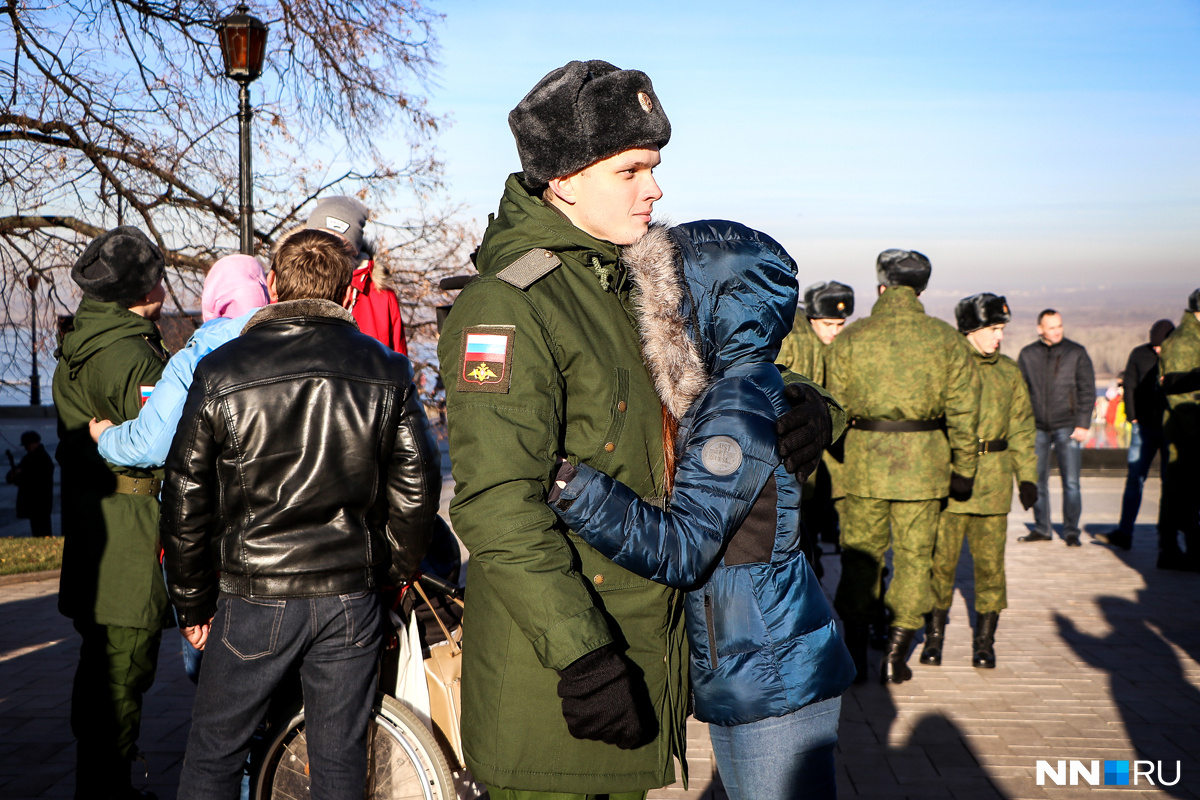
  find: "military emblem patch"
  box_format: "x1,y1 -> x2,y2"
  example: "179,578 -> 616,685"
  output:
139,385 -> 154,406
701,436 -> 743,476
638,91 -> 653,113
458,325 -> 515,394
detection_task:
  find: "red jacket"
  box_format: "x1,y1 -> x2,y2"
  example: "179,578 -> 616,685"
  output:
351,262 -> 407,354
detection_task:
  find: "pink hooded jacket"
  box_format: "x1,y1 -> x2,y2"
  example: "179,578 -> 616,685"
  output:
202,255 -> 270,322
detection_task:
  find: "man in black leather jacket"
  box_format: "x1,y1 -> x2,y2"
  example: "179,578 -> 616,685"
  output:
1017,309 -> 1095,546
161,229 -> 441,800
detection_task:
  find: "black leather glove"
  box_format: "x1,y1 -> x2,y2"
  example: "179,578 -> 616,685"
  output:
948,473 -> 974,502
556,645 -> 645,750
1018,481 -> 1038,510
547,459 -> 577,504
776,383 -> 833,482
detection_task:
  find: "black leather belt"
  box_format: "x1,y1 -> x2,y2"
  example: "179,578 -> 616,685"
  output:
978,438 -> 1008,454
849,417 -> 946,433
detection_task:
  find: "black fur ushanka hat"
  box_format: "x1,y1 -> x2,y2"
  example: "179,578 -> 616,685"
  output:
70,226 -> 165,304
509,60 -> 671,186
876,249 -> 931,293
804,281 -> 855,319
1189,287 -> 1200,313
956,293 -> 1012,334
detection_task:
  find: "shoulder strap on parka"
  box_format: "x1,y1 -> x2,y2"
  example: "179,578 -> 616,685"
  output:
496,248 -> 562,290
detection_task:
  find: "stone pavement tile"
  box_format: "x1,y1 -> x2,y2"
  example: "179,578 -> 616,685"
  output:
885,752 -> 939,783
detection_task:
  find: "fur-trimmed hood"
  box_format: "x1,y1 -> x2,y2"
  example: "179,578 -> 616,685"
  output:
623,221 -> 798,420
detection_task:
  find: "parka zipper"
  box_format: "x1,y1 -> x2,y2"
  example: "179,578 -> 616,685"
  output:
703,591 -> 718,669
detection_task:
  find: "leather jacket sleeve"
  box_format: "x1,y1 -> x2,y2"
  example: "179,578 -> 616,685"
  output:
161,376 -> 221,627
384,386 -> 441,583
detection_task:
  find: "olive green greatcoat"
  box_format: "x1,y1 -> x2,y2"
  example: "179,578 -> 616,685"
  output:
439,175 -> 688,794
945,344 -> 1037,516
53,298 -> 170,630
1158,311 -> 1200,534
825,287 -> 981,500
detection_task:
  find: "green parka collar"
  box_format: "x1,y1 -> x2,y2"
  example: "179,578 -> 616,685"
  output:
477,174 -> 622,279
968,341 -> 1001,366
58,297 -> 164,380
872,285 -> 924,315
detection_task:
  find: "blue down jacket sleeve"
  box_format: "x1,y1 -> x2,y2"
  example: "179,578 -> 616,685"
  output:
97,312 -> 252,468
551,373 -> 779,589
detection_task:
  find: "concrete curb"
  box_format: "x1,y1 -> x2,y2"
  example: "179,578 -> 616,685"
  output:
0,568 -> 60,587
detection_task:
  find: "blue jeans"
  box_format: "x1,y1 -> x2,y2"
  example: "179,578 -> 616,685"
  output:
162,563 -> 203,684
708,696 -> 841,800
178,592 -> 383,800
1117,423 -> 1166,535
1034,427 -> 1082,538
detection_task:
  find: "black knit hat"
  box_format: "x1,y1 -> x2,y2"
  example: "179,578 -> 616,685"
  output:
1150,319 -> 1175,348
804,281 -> 855,319
509,60 -> 671,185
876,249 -> 931,293
955,293 -> 1012,334
1189,288 -> 1200,313
71,226 -> 165,304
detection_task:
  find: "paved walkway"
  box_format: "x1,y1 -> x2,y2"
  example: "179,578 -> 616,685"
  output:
2,475 -> 1198,799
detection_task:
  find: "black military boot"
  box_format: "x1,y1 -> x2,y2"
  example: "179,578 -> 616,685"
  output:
972,611 -> 1000,668
879,626 -> 916,684
919,608 -> 949,666
845,622 -> 870,684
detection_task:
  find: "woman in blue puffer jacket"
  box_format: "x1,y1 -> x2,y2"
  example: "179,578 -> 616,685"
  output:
548,220 -> 856,800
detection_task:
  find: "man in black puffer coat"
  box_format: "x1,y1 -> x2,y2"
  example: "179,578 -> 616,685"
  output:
1017,309 -> 1095,547
162,229 -> 442,800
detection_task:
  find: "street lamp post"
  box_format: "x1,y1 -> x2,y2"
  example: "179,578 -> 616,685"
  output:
217,3 -> 268,255
27,273 -> 39,406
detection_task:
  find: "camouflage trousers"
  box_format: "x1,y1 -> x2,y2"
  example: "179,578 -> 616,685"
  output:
834,495 -> 939,630
930,512 -> 1008,614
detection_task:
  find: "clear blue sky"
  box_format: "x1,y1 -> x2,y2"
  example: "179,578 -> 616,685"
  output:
421,0 -> 1198,293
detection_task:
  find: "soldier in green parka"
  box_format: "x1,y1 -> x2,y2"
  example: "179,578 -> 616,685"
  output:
1158,287 -> 1200,570
826,250 -> 981,685
778,281 -> 855,563
921,294 -> 1038,671
439,61 -> 841,799
52,226 -> 170,800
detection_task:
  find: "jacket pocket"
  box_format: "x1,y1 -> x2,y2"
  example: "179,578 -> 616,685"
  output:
587,368 -> 630,475
704,590 -> 718,669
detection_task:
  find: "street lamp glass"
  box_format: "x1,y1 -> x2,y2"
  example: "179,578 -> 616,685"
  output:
218,4 -> 268,83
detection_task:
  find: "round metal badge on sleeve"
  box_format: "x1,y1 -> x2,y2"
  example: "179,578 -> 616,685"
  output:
701,436 -> 743,476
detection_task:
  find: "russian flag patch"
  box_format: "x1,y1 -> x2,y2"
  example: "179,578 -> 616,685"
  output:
458,326 -> 515,394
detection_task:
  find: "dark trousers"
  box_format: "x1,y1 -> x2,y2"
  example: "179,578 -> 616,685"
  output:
1117,422 -> 1167,536
28,512 -> 53,537
178,592 -> 383,800
70,620 -> 162,799
1033,427 -> 1082,538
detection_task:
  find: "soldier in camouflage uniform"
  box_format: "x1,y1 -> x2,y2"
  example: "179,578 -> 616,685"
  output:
778,282 -> 855,567
1158,287 -> 1200,571
921,294 -> 1037,670
826,251 -> 980,684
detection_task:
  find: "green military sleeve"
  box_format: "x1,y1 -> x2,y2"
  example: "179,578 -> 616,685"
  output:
1007,364 -> 1038,485
944,331 -> 982,480
439,280 -> 614,671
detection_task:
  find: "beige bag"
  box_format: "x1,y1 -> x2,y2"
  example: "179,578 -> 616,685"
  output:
412,581 -> 466,767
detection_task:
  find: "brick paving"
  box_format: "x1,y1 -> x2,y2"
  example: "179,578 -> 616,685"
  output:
3,472 -> 1198,799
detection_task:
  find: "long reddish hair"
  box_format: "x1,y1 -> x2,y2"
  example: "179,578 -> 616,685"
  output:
662,404 -> 680,496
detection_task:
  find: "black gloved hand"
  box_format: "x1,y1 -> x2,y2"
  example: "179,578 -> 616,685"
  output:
556,645 -> 645,750
776,383 -> 833,482
1018,481 -> 1038,510
948,473 -> 974,502
547,459 -> 578,504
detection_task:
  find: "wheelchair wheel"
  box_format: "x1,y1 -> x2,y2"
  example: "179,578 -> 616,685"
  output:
255,692 -> 456,800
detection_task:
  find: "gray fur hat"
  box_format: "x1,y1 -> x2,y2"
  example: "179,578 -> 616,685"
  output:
876,249 -> 932,293
509,60 -> 671,186
1189,288 -> 1200,313
71,226 -> 165,304
306,196 -> 369,258
804,281 -> 855,319
955,293 -> 1011,334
